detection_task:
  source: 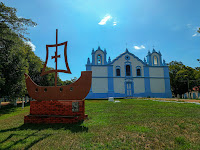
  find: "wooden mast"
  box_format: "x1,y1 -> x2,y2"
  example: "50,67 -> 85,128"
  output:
55,29 -> 58,86
52,29 -> 60,86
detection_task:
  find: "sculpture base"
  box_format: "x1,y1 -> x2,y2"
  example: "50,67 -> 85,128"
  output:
24,100 -> 88,124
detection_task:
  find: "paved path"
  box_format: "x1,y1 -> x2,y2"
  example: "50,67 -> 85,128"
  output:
146,98 -> 200,103
1,101 -> 29,106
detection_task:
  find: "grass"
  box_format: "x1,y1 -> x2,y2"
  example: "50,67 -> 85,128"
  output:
0,103 -> 30,120
0,99 -> 200,149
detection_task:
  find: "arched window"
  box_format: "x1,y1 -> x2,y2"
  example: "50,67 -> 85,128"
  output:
97,55 -> 101,64
153,56 -> 158,65
116,68 -> 120,76
137,69 -> 141,76
126,65 -> 130,76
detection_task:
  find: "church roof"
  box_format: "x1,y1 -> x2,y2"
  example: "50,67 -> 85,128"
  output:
109,49 -> 146,65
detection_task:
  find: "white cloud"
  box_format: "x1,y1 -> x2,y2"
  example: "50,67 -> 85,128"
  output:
140,45 -> 145,49
113,21 -> 117,26
134,45 -> 145,50
192,33 -> 200,37
192,33 -> 197,37
25,41 -> 36,51
98,15 -> 112,25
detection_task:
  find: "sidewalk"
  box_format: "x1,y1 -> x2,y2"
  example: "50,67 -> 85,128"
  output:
145,98 -> 200,103
1,101 -> 29,106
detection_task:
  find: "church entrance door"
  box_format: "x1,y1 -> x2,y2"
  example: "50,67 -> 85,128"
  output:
126,82 -> 132,97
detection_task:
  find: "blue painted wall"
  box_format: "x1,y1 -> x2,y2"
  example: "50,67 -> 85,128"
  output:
108,65 -> 114,97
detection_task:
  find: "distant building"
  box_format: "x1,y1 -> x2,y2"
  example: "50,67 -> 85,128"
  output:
183,86 -> 200,99
192,86 -> 200,92
85,46 -> 172,99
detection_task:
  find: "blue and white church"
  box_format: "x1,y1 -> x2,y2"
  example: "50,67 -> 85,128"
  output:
85,46 -> 172,99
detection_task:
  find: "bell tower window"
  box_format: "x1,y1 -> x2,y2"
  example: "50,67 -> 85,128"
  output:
97,55 -> 101,65
153,56 -> 158,65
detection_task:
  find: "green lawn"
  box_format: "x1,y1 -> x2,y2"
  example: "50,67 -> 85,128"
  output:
0,99 -> 200,149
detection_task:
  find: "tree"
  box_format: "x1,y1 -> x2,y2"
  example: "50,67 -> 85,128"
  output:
0,31 -> 28,99
63,77 -> 77,85
0,71 -> 5,92
169,61 -> 185,96
0,2 -> 36,40
0,3 -> 65,100
194,67 -> 200,87
169,61 -> 199,96
0,2 -> 36,99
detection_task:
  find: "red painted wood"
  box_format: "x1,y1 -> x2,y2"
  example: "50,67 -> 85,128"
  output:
25,71 -> 92,101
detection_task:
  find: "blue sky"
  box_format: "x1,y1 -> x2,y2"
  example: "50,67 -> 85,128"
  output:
2,0 -> 200,81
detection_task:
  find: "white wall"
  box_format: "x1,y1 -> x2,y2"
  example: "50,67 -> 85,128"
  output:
131,57 -> 144,77
134,78 -> 145,93
150,79 -> 165,93
113,56 -> 125,76
92,78 -> 108,93
114,78 -> 125,94
92,66 -> 107,77
149,67 -> 164,77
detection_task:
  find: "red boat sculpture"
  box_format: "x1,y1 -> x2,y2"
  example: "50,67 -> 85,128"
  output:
25,29 -> 92,101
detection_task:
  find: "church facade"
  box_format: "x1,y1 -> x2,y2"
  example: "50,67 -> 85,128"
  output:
85,46 -> 172,99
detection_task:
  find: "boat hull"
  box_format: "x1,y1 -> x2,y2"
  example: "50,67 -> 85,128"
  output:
25,71 -> 92,101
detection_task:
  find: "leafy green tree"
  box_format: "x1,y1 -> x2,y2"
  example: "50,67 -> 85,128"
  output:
194,67 -> 200,87
0,2 -> 66,100
0,2 -> 36,40
63,77 -> 77,85
24,44 -> 43,83
169,61 -> 185,96
169,61 -> 199,96
0,30 -> 28,99
0,71 -> 5,92
0,2 -> 36,99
